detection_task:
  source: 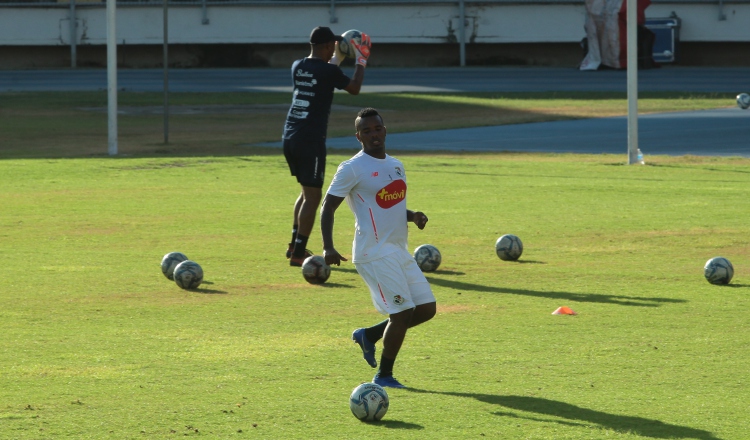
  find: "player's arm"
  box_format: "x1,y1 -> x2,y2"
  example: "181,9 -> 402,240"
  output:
321,194 -> 349,265
343,65 -> 365,95
343,33 -> 370,95
407,209 -> 428,230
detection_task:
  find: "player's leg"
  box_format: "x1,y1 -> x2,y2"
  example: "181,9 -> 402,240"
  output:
373,308 -> 411,388
289,142 -> 326,266
354,251 -> 430,388
352,319 -> 387,368
284,139 -> 302,259
355,299 -> 432,351
381,308 -> 412,359
375,251 -> 436,387
353,256 -> 410,371
354,300 -> 434,371
408,301 -> 436,328
290,185 -> 321,265
296,185 -> 321,237
287,192 -> 303,258
378,291 -> 434,373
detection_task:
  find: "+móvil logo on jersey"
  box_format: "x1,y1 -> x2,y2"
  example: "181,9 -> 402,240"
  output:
376,180 -> 406,209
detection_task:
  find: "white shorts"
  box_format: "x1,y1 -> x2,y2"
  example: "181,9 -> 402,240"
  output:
355,248 -> 436,316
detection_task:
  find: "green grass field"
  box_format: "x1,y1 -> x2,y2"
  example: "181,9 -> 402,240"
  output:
1,91 -> 748,439
1,151 -> 748,439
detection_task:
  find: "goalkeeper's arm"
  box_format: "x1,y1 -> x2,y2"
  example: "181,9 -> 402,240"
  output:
343,33 -> 371,95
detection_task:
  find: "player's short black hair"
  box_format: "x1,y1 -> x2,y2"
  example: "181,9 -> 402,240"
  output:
355,107 -> 383,131
357,107 -> 380,119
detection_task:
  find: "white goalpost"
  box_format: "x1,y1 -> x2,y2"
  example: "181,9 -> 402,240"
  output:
106,0 -> 117,156
626,0 -> 639,165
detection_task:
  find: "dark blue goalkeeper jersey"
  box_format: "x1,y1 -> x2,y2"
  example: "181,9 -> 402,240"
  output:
282,57 -> 351,142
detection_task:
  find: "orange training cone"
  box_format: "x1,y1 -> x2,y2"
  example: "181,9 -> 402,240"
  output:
552,306 -> 577,315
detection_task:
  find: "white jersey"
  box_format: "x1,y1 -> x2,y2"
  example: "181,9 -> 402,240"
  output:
326,150 -> 408,263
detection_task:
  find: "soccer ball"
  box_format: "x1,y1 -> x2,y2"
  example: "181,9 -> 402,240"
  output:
301,255 -> 331,284
173,260 -> 203,290
496,234 -> 523,261
161,252 -> 188,280
337,29 -> 365,59
704,257 -> 734,285
413,244 -> 441,272
737,93 -> 750,110
349,382 -> 389,422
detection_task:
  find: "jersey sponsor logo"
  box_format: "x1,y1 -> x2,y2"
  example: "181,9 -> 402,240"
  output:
295,79 -> 317,87
375,179 -> 406,209
289,110 -> 309,119
295,90 -> 316,97
296,69 -> 314,78
293,99 -> 310,108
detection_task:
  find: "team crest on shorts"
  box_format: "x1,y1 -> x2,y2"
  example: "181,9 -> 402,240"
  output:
393,295 -> 405,305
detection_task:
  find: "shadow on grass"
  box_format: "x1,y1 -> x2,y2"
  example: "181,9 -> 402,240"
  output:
187,280 -> 227,294
514,259 -> 546,264
406,389 -> 721,440
374,419 -> 424,430
429,269 -> 466,275
192,288 -> 227,294
423,276 -> 684,307
190,281 -> 229,295
326,266 -> 683,307
318,282 -> 357,288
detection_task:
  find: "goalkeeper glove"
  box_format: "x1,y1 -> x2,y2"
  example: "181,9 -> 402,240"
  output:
352,33 -> 371,67
330,42 -> 345,66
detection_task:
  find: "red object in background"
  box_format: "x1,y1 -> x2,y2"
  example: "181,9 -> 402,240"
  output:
617,0 -> 651,68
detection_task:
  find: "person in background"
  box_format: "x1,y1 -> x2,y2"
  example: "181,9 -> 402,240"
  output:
283,26 -> 371,266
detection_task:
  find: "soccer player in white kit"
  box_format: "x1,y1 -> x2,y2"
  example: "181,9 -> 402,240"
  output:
320,108 -> 436,389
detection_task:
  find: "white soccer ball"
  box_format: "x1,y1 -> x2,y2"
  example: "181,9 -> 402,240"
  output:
161,252 -> 188,280
301,255 -> 331,285
704,257 -> 734,285
349,382 -> 389,422
737,93 -> 750,110
173,260 -> 203,290
337,29 -> 364,59
495,234 -> 523,261
413,244 -> 442,272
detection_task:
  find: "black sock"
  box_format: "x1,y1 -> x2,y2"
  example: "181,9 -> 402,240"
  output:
377,356 -> 395,378
365,319 -> 389,344
290,225 -> 298,246
292,234 -> 309,258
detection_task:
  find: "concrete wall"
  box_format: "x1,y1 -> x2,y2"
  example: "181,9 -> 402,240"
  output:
0,1 -> 748,68
2,2 -> 749,45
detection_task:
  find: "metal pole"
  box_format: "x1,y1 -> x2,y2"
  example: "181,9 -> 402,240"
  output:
459,0 -> 466,67
626,0 -> 638,164
164,0 -> 169,144
107,0 -> 118,156
69,0 -> 77,68
201,0 -> 210,25
329,0 -> 337,23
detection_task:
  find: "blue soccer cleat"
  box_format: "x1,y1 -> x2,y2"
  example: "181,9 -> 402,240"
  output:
352,328 -> 377,368
373,375 -> 406,389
